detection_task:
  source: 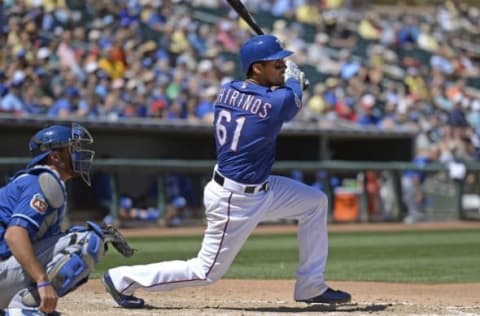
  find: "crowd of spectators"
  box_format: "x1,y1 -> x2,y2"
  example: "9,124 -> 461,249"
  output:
0,0 -> 479,165
1,0 -> 479,224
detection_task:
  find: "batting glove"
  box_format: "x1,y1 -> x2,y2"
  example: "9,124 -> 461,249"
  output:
284,60 -> 309,91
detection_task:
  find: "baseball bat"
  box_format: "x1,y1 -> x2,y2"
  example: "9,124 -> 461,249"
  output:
225,0 -> 264,35
225,0 -> 310,89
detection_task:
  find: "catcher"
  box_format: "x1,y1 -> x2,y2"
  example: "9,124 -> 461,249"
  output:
0,124 -> 134,316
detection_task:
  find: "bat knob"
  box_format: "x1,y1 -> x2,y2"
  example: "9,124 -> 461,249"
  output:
303,78 -> 310,91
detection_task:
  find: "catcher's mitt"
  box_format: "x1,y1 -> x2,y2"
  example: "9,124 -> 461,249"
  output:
101,224 -> 136,257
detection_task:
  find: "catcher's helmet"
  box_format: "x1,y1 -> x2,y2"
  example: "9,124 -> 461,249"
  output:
27,123 -> 95,185
240,35 -> 293,75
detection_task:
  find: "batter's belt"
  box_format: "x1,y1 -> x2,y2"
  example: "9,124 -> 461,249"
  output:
213,171 -> 269,194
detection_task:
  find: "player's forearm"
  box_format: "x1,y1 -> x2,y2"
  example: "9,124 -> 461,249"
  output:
285,78 -> 303,99
5,226 -> 49,283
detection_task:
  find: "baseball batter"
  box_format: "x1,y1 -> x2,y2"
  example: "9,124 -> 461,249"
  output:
0,124 -> 134,316
104,35 -> 351,308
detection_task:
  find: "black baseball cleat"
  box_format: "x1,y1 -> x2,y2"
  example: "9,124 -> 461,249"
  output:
296,288 -> 351,304
102,272 -> 145,308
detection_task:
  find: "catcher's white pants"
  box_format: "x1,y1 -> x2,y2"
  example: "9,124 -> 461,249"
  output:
108,175 -> 329,301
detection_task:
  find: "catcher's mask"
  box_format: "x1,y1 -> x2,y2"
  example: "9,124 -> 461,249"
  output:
27,123 -> 95,186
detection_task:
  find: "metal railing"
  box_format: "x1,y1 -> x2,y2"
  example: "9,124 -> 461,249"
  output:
2,158 -> 477,225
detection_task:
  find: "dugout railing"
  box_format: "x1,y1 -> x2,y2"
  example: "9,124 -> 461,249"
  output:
0,158 -> 479,226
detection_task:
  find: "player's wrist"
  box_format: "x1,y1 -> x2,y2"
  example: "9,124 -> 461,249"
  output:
35,273 -> 50,285
37,280 -> 52,288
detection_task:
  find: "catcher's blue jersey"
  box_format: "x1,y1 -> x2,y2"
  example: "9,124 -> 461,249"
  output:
214,79 -> 302,184
0,166 -> 66,259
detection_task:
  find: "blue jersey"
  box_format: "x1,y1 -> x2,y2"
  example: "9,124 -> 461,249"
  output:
213,79 -> 302,184
0,166 -> 66,259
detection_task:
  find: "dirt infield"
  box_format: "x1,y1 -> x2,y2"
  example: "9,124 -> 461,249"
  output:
59,279 -> 480,316
59,221 -> 480,315
119,220 -> 480,237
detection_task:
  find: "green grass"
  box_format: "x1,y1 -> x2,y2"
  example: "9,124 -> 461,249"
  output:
94,229 -> 480,283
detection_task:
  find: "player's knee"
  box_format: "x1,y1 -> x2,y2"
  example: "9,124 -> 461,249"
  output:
205,273 -> 222,284
317,190 -> 328,210
204,266 -> 229,284
47,231 -> 104,297
306,190 -> 328,221
48,252 -> 90,297
192,260 -> 224,284
22,251 -> 91,306
80,230 -> 105,269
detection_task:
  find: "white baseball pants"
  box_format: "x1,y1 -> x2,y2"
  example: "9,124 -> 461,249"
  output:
108,175 -> 329,301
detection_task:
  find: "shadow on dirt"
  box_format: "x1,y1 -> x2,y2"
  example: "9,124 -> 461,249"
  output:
221,303 -> 390,313
143,303 -> 391,313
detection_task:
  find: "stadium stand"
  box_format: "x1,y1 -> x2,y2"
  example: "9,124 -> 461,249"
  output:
0,0 -> 479,224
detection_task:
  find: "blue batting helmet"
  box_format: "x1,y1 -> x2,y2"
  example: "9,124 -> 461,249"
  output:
27,123 -> 95,185
240,35 -> 293,74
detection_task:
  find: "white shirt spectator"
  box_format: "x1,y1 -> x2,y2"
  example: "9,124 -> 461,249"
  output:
1,87 -> 25,113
